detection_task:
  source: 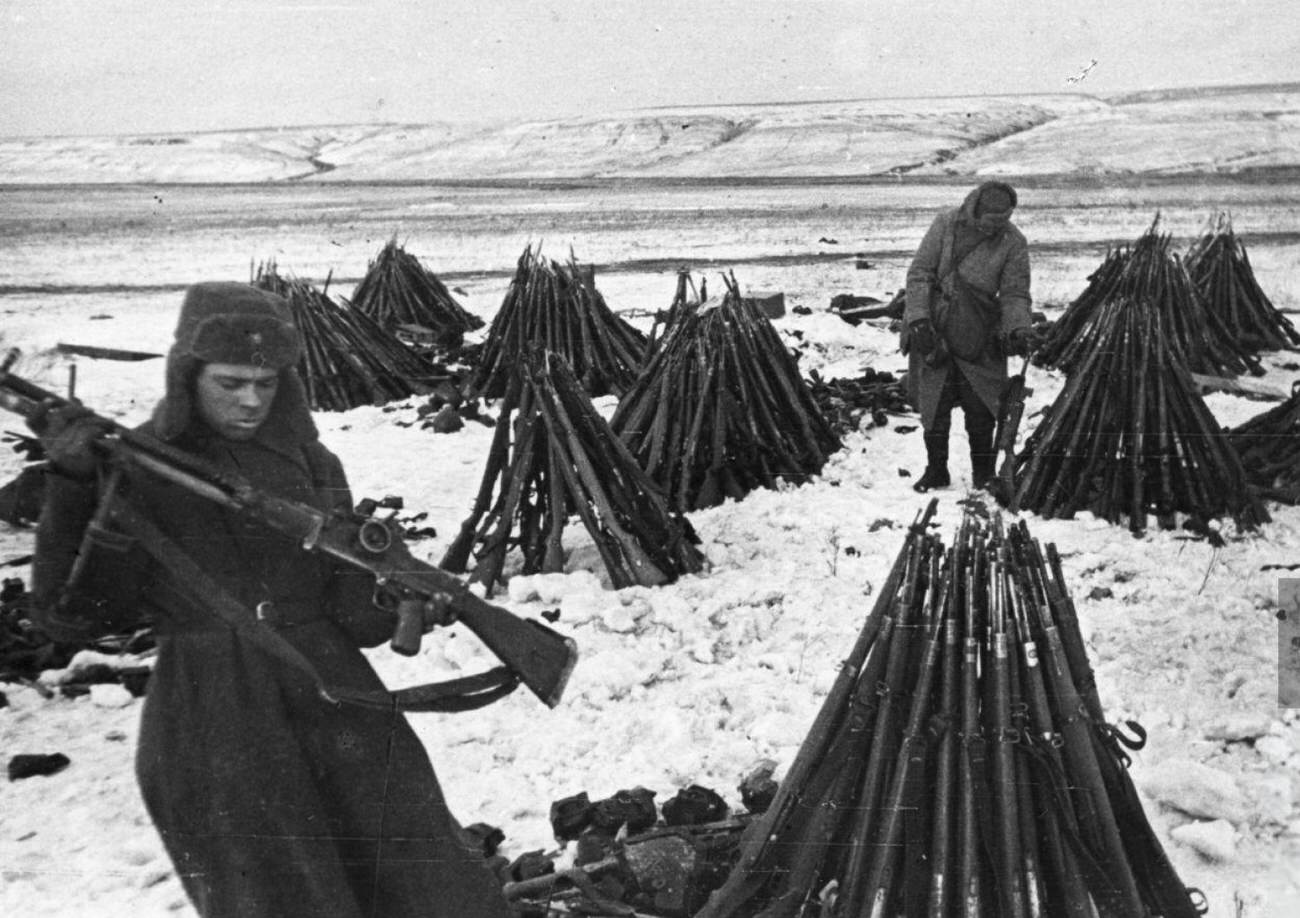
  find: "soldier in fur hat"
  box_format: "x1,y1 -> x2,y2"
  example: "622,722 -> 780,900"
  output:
901,182 -> 1034,492
29,282 -> 512,918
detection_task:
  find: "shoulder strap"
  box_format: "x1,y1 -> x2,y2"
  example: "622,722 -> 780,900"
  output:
108,495 -> 519,713
939,221 -> 979,278
937,222 -> 957,288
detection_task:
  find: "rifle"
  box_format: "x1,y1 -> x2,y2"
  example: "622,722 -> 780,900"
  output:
993,354 -> 1033,510
740,566 -> 905,917
987,553 -> 1027,918
1043,541 -> 1207,918
1024,555 -> 1144,918
927,547 -> 962,918
956,549 -> 984,918
859,545 -> 948,918
837,530 -> 929,918
999,554 -> 1046,918
1004,535 -> 1095,917
0,356 -> 578,708
695,500 -> 938,918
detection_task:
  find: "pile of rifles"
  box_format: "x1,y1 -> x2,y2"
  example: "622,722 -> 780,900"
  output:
251,261 -> 437,411
1010,290 -> 1269,533
349,236 -> 484,346
442,348 -> 704,597
1009,220 -> 1270,533
1035,219 -> 1259,378
466,246 -> 647,400
1185,212 -> 1300,353
610,274 -> 841,513
1187,212 -> 1300,505
1227,386 -> 1300,504
699,502 -> 1203,918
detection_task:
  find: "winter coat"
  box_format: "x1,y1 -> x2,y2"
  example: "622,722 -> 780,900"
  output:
902,182 -> 1032,430
32,395 -> 511,918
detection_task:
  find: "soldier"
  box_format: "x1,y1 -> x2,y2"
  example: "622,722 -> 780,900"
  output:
902,182 -> 1034,492
29,282 -> 512,918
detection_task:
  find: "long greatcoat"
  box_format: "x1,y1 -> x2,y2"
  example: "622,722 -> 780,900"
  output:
32,375 -> 512,918
902,182 -> 1033,430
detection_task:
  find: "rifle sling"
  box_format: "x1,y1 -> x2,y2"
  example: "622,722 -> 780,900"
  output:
108,496 -> 520,713
1087,727 -> 1207,918
1016,737 -> 1134,918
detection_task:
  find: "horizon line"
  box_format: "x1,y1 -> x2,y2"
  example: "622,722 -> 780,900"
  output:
3,78 -> 1296,143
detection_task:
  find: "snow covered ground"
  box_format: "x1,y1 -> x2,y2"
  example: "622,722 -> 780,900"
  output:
2,172 -> 1300,917
0,83 -> 1297,183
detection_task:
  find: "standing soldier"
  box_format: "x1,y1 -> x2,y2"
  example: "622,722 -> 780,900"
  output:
28,282 -> 513,918
902,182 -> 1034,492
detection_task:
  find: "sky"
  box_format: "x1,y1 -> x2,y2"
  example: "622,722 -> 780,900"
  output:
1,0 -> 1298,138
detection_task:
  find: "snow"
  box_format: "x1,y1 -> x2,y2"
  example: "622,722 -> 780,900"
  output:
2,147 -> 1300,915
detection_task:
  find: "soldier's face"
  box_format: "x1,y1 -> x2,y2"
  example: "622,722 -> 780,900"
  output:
975,209 -> 1013,237
195,363 -> 280,441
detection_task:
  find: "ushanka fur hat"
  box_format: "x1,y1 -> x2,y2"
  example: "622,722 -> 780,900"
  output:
173,282 -> 302,369
152,282 -> 317,445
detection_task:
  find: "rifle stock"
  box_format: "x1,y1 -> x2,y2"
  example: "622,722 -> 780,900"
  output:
0,357 -> 578,708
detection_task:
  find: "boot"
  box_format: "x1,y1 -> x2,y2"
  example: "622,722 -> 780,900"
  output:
913,432 -> 951,493
969,420 -> 997,491
971,452 -> 997,490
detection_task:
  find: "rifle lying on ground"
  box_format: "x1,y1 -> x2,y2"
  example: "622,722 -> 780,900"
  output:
0,353 -> 578,708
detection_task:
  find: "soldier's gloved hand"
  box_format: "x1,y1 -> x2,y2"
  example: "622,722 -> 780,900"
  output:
1003,327 -> 1034,357
27,400 -> 110,480
387,592 -> 459,656
420,592 -> 458,631
909,318 -> 939,356
375,587 -> 459,631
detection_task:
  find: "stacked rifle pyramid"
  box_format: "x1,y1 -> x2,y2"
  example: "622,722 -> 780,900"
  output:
1227,389 -> 1300,505
1188,211 -> 1300,506
349,236 -> 484,346
1035,217 -> 1259,377
442,347 -> 703,598
251,260 -> 437,411
1185,212 -> 1300,354
609,272 -> 842,513
698,502 -> 1204,918
464,245 -> 647,400
1008,221 -> 1269,534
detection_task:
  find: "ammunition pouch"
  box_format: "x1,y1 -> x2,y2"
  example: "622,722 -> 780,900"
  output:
550,792 -> 596,841
663,785 -> 729,826
590,787 -> 659,835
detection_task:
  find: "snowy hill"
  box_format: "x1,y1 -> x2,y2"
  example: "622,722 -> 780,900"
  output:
1,83 -> 1298,183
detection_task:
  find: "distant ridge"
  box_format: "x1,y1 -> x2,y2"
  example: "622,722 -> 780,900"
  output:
1,83 -> 1298,184
1104,80 -> 1300,105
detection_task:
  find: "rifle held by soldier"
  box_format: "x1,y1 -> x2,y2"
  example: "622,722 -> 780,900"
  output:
0,356 -> 578,708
